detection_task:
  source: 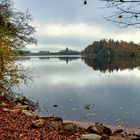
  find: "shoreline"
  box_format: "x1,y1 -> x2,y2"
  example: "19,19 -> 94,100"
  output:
64,120 -> 140,135
0,94 -> 140,139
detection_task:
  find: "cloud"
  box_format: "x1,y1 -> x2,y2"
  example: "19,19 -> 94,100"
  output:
26,22 -> 140,51
35,22 -> 140,43
13,0 -> 140,52
36,23 -> 101,38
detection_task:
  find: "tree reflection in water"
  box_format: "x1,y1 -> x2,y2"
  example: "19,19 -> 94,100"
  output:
82,57 -> 140,73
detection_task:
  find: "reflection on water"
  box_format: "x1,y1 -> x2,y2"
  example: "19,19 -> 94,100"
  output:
17,55 -> 81,63
18,56 -> 140,127
83,57 -> 140,72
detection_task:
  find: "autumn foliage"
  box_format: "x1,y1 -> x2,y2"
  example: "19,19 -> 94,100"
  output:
82,39 -> 140,58
0,0 -> 36,93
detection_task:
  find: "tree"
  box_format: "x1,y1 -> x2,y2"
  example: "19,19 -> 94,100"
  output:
0,0 -> 37,94
101,0 -> 140,28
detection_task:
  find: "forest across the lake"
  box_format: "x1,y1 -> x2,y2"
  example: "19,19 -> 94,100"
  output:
82,39 -> 140,58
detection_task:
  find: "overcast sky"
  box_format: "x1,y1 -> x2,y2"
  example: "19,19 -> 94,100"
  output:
13,0 -> 140,52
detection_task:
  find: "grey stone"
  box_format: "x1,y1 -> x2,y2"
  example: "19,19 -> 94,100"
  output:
31,119 -> 44,128
14,95 -> 29,105
60,123 -> 77,134
22,110 -> 35,117
87,124 -> 112,135
78,134 -> 102,140
48,120 -> 62,129
114,129 -> 123,134
14,103 -> 29,110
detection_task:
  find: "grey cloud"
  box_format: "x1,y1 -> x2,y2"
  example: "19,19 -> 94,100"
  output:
14,0 -> 139,52
14,0 -> 111,25
14,0 -> 133,33
37,35 -> 91,49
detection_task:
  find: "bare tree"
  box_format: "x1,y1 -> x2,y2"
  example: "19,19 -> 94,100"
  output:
101,0 -> 140,28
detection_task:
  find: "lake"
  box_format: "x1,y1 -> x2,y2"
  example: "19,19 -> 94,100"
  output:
17,56 -> 140,127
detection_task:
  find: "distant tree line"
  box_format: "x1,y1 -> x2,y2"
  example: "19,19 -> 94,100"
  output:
82,39 -> 140,58
27,48 -> 81,56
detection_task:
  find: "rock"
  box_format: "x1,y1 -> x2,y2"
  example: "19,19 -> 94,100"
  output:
109,136 -> 130,140
87,124 -> 112,135
47,117 -> 64,130
22,110 -> 35,117
14,95 -> 37,111
3,108 -> 10,112
42,116 -> 63,130
10,109 -> 21,113
31,119 -> 44,128
14,103 -> 29,110
48,120 -> 62,130
1,102 -> 7,107
60,123 -> 77,134
14,95 -> 28,105
114,129 -> 123,134
78,134 -> 102,140
83,104 -> 94,110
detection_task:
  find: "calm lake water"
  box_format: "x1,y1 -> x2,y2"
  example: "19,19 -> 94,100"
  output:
17,56 -> 140,127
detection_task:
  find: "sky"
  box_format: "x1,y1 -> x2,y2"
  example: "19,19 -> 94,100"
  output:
13,0 -> 140,52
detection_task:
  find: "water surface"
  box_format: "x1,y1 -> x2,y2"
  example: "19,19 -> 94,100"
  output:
17,56 -> 140,127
